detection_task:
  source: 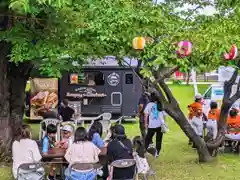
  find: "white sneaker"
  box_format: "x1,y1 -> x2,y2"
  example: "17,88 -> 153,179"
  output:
154,151 -> 159,158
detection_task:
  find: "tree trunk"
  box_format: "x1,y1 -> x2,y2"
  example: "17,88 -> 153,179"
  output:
152,80 -> 212,162
203,73 -> 207,82
186,70 -> 190,85
0,5 -> 32,161
165,104 -> 212,162
0,43 -> 32,161
8,62 -> 32,130
0,42 -> 12,161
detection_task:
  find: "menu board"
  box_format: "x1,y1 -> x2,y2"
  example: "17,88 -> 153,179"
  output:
30,78 -> 58,120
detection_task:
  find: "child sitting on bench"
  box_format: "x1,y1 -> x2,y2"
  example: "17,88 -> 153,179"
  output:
225,108 -> 240,140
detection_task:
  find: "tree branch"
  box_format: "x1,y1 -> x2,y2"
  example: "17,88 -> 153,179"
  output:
156,66 -> 179,82
159,80 -> 179,105
122,59 -> 146,89
229,73 -> 240,103
151,80 -> 168,106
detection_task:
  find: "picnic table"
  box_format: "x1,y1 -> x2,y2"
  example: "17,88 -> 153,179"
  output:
41,147 -> 108,164
41,147 -> 107,179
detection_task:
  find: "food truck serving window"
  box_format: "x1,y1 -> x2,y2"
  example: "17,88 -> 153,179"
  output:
70,72 -> 105,86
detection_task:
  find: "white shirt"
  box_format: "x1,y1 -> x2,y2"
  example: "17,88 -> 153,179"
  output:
144,102 -> 166,128
12,139 -> 42,178
64,141 -> 101,165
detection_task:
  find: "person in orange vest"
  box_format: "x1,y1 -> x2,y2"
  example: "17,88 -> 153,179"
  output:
225,108 -> 240,140
206,101 -> 221,140
188,93 -> 203,147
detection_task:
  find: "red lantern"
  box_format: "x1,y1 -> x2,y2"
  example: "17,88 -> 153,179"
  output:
176,41 -> 192,57
224,44 -> 238,60
132,37 -> 145,50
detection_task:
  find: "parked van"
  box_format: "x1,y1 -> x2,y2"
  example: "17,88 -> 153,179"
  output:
202,83 -> 240,115
202,66 -> 240,115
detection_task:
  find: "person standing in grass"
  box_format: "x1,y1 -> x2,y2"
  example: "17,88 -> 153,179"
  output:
59,99 -> 75,122
144,93 -> 167,158
207,101 -> 220,140
187,93 -> 203,147
137,90 -> 150,139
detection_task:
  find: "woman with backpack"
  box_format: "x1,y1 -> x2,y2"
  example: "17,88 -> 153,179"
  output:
144,92 -> 167,158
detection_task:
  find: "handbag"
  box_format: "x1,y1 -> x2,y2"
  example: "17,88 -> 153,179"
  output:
161,123 -> 168,133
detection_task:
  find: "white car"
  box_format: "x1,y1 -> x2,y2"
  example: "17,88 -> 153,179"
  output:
202,83 -> 240,116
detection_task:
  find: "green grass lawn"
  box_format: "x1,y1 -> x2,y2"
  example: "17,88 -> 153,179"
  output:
1,84 -> 240,180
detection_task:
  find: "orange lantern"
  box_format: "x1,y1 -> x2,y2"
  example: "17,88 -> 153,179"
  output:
132,37 -> 145,50
70,73 -> 78,84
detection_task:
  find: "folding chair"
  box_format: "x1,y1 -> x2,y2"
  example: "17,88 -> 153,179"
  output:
109,159 -> 137,180
39,118 -> 61,141
99,113 -> 112,137
17,163 -> 45,180
104,116 -> 123,142
87,113 -> 112,132
111,116 -> 123,124
66,162 -> 102,180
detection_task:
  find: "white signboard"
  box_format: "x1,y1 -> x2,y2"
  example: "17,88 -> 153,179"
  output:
107,72 -> 120,86
218,66 -> 240,82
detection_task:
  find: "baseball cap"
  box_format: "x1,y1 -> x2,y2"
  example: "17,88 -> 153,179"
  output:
61,124 -> 73,133
195,93 -> 202,99
114,124 -> 126,136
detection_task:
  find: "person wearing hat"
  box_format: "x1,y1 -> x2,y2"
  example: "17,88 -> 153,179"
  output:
107,124 -> 135,180
58,124 -> 74,149
187,93 -> 204,147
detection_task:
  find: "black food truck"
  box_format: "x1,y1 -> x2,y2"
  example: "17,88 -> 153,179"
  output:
60,56 -> 142,118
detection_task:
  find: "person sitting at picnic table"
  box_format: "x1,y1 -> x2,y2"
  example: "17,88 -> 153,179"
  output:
65,127 -> 101,180
88,121 -> 105,149
42,124 -> 58,180
188,93 -> 203,147
57,124 -> 74,149
206,101 -> 220,140
107,124 -> 135,180
225,108 -> 240,140
12,124 -> 43,179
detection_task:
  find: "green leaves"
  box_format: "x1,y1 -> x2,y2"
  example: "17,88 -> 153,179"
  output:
9,0 -> 30,13
5,0 -> 240,77
9,0 -> 72,13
